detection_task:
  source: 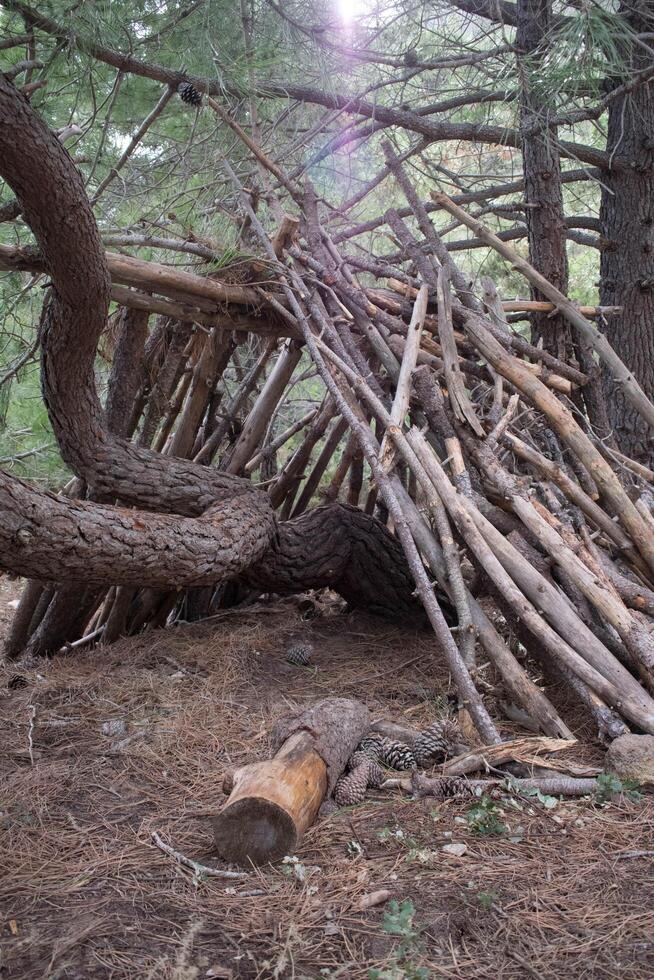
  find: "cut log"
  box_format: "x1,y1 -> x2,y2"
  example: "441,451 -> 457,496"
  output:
213,697 -> 369,865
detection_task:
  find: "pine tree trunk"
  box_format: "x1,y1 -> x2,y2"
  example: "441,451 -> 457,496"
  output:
599,1 -> 654,466
517,0 -> 571,360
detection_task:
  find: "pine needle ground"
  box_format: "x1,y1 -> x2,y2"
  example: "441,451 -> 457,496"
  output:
1,592 -> 652,979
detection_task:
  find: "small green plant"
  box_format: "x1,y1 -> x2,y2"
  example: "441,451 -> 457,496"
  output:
505,777 -> 558,809
595,772 -> 643,805
465,795 -> 508,836
368,899 -> 428,980
475,890 -> 497,911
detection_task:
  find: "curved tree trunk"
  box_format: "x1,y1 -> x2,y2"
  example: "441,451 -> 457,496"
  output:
600,1 -> 654,466
0,75 -> 419,655
244,503 -> 421,620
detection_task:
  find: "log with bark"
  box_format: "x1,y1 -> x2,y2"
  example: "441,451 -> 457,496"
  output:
213,698 -> 369,865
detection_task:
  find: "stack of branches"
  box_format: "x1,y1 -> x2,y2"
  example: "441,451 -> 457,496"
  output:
2,78 -> 654,754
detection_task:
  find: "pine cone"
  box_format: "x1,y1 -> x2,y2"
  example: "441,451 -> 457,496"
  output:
429,776 -> 474,799
356,734 -> 416,771
285,643 -> 313,666
334,763 -> 370,806
355,733 -> 385,761
348,751 -> 384,787
177,82 -> 203,107
380,739 -> 417,771
7,674 -> 27,691
414,718 -> 462,767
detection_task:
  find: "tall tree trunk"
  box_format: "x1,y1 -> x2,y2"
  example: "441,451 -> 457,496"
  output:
600,1 -> 654,467
517,0 -> 571,361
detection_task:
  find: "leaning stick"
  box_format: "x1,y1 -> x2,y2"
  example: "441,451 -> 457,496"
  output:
462,312 -> 654,575
432,191 -> 654,431
378,281 -> 428,472
245,407 -> 319,474
222,160 -> 501,745
311,336 -> 654,731
437,267 -> 484,436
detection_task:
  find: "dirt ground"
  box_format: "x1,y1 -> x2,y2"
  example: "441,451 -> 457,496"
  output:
1,585 -> 653,979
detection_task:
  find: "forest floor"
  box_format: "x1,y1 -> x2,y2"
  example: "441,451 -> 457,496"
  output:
1,587 -> 653,979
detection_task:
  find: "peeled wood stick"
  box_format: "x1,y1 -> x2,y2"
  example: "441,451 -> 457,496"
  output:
524,499 -> 654,677
291,416 -> 348,517
461,492 -> 654,720
226,342 -> 302,475
195,341 -> 275,464
503,431 -> 637,559
379,282 -> 428,472
389,276 -> 620,318
271,399 -> 336,512
413,367 -> 473,497
414,454 -> 476,669
406,432 -> 654,730
486,393 -> 519,450
442,736 -> 582,777
594,543 -> 654,617
466,437 -> 654,677
154,364 -> 193,453
323,431 -> 358,503
437,267 -> 484,436
110,285 -> 296,339
391,481 -> 571,737
462,312 -> 654,574
432,191 -> 654,431
382,201 -> 586,387
408,773 -> 599,798
592,439 -> 654,485
168,330 -> 232,459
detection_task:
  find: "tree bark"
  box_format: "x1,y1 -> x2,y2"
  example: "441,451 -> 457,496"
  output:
517,0 -> 571,360
600,1 -> 654,466
105,307 -> 150,438
214,698 -> 370,865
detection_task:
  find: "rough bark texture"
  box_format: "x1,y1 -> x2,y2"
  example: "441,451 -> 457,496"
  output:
270,697 -> 371,794
600,1 -> 654,466
105,307 -> 150,438
517,0 -> 571,360
243,503 -> 422,620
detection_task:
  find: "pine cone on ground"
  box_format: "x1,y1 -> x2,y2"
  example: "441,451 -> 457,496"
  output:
7,674 -> 28,690
355,733 -> 385,761
285,643 -> 313,666
177,82 -> 203,107
355,733 -> 417,771
429,776 -> 475,799
414,718 -> 462,767
347,751 -> 384,787
334,760 -> 373,806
